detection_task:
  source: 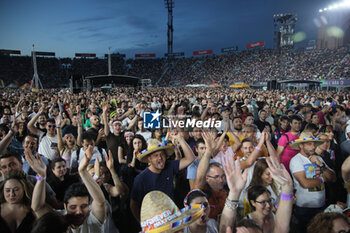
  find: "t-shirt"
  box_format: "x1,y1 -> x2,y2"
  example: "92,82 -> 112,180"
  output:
290,153 -> 326,208
278,132 -> 300,173
70,147 -> 107,168
213,147 -> 235,167
187,158 -> 216,180
136,131 -> 152,143
183,218 -> 218,233
55,209 -> 104,233
106,133 -> 126,168
38,132 -> 59,161
131,160 -> 180,203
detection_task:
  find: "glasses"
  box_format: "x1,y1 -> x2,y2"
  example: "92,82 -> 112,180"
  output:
47,125 -> 55,128
255,198 -> 274,206
207,174 -> 226,180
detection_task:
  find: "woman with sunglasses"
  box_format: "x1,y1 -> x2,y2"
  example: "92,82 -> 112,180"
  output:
183,189 -> 218,233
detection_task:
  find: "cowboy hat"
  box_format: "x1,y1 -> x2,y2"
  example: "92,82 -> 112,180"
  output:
290,131 -> 325,150
140,191 -> 204,233
137,139 -> 174,163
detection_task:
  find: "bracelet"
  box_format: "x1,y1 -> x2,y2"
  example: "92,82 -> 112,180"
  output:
280,192 -> 293,200
225,199 -> 238,211
255,146 -> 262,152
318,176 -> 324,183
35,175 -> 46,181
226,197 -> 239,204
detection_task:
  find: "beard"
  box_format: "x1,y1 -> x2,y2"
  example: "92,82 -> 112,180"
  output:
65,213 -> 86,227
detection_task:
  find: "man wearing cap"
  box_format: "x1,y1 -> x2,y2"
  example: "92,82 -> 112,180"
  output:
130,133 -> 196,222
289,132 -> 336,233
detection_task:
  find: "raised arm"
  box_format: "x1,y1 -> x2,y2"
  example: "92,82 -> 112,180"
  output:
102,104 -> 110,136
76,114 -> 83,147
117,108 -> 134,121
266,157 -> 294,233
230,131 -> 242,153
240,133 -> 265,169
342,155 -> 350,182
265,131 -> 278,159
126,115 -> 138,130
171,131 -> 196,170
55,116 -> 64,153
193,131 -> 214,190
27,106 -> 44,136
213,129 -> 228,157
104,150 -> 126,197
219,158 -> 248,233
0,119 -> 18,154
26,149 -> 51,218
78,145 -> 106,224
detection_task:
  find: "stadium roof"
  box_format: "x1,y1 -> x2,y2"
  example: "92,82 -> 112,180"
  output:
85,74 -> 141,87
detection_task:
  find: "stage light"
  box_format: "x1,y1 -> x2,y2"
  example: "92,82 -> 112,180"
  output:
319,9 -> 323,12
324,8 -> 328,11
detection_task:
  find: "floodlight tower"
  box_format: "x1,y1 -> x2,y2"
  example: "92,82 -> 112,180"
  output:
31,44 -> 43,89
165,0 -> 174,56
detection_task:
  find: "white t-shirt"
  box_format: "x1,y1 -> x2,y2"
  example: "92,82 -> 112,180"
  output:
289,153 -> 326,208
183,218 -> 218,233
56,209 -> 104,233
38,132 -> 59,161
70,147 -> 107,167
137,131 -> 152,142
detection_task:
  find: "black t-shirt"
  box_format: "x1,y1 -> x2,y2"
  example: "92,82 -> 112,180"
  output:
47,173 -> 80,202
106,133 -> 127,168
254,119 -> 271,133
86,126 -> 107,149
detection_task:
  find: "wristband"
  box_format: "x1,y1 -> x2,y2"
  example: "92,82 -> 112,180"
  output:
56,125 -> 61,128
36,175 -> 46,181
37,112 -> 41,116
255,146 -> 262,152
93,174 -> 99,180
226,197 -> 239,204
280,192 -> 293,200
318,176 -> 324,183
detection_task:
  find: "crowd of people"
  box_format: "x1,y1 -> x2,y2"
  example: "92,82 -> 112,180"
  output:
0,87 -> 350,233
0,46 -> 349,88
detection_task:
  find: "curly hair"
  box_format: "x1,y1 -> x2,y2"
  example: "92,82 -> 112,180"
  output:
0,171 -> 34,207
307,212 -> 349,233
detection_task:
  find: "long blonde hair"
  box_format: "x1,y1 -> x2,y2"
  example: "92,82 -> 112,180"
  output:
0,171 -> 34,207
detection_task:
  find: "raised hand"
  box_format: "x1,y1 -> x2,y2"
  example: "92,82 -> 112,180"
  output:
79,145 -> 94,172
223,157 -> 248,194
105,150 -> 115,171
10,117 -> 19,134
55,116 -> 61,126
266,156 -> 293,189
24,149 -> 46,178
102,103 -> 109,113
202,130 -> 215,152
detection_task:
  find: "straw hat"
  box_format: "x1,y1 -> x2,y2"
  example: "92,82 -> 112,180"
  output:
140,191 -> 204,233
137,139 -> 174,163
290,131 -> 325,150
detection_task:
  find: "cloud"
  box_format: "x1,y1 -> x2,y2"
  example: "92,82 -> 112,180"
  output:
60,16 -> 114,25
